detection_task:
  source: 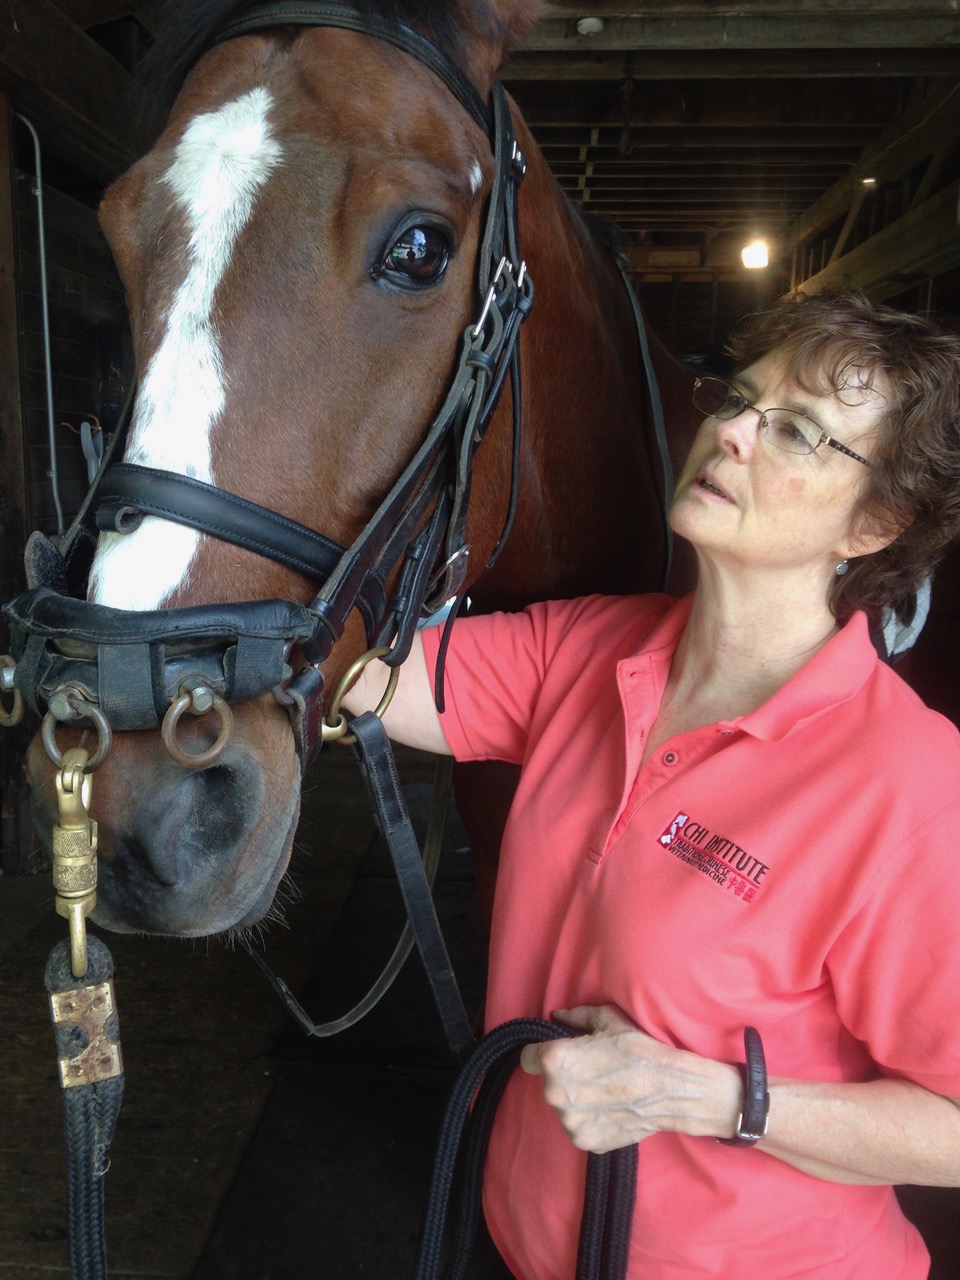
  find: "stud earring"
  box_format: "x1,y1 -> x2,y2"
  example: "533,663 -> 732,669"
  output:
836,560 -> 849,576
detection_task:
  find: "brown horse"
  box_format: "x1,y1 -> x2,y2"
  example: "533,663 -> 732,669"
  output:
15,0 -> 699,938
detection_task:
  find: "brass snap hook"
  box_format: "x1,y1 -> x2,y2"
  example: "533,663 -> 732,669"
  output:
322,647 -> 400,746
161,681 -> 234,768
53,746 -> 98,978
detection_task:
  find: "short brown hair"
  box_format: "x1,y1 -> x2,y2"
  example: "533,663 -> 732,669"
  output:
726,289 -> 960,624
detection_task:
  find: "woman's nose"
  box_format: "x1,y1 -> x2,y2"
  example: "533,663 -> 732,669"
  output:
714,406 -> 762,460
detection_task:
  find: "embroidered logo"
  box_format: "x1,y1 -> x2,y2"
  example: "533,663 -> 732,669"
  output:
657,811 -> 768,904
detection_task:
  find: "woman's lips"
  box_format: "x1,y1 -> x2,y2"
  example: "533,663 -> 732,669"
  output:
694,470 -> 733,502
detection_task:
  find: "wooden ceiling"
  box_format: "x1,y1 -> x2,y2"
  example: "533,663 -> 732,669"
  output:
503,2 -> 960,302
2,2 -> 959,311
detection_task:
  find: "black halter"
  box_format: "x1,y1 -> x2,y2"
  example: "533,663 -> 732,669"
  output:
3,3 -> 533,768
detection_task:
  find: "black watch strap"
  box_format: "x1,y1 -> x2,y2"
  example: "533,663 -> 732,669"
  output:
719,1025 -> 769,1147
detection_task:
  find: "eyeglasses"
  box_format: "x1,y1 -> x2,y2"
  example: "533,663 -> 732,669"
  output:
692,376 -> 872,467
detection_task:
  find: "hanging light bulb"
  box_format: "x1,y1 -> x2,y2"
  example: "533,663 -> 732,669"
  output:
741,239 -> 769,269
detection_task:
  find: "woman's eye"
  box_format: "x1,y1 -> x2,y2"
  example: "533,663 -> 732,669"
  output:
722,394 -> 748,416
771,415 -> 812,447
380,224 -> 450,286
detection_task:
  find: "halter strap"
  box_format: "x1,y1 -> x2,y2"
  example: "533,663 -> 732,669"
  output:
212,2 -> 492,136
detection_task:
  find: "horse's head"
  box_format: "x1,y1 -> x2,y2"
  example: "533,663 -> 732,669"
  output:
15,1 -> 542,937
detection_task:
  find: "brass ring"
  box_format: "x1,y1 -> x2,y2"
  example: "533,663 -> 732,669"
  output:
322,647 -> 400,746
161,692 -> 234,768
0,656 -> 23,727
42,697 -> 113,771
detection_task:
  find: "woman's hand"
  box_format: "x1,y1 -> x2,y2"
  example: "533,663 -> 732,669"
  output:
522,1006 -> 960,1185
519,1005 -> 742,1154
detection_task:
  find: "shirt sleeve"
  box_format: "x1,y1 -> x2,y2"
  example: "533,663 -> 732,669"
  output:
420,602 -> 567,765
827,792 -> 960,1097
420,594 -> 671,766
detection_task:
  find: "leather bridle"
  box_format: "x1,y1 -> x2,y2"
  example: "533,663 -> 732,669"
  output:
2,2 -> 534,770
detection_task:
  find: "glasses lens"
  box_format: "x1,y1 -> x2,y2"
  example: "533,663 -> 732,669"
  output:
693,378 -> 744,419
761,410 -> 820,455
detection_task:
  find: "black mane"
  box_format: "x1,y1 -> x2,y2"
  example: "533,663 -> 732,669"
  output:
141,0 -> 501,107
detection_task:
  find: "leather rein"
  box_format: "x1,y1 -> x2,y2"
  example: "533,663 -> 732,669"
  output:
3,1 -> 533,770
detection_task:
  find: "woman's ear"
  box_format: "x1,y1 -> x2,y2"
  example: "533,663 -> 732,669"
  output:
840,503 -> 909,560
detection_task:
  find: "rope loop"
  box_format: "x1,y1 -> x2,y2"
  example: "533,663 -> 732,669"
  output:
160,682 -> 234,768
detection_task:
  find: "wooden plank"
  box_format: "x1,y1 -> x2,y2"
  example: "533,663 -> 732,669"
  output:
0,0 -> 163,178
503,48 -> 960,80
534,123 -> 877,149
19,251 -> 127,323
54,0 -> 162,35
798,179 -> 960,298
543,1 -> 958,15
828,188 -> 867,263
19,180 -> 108,246
19,207 -> 118,283
789,79 -> 960,245
523,13 -> 960,52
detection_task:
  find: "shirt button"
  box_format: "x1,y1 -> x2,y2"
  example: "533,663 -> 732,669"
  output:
663,751 -> 678,765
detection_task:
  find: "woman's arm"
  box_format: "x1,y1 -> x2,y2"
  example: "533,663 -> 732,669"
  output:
339,631 -> 451,756
520,1004 -> 960,1187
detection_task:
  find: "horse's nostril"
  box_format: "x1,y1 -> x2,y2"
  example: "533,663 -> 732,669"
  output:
192,764 -> 253,849
120,761 -> 261,888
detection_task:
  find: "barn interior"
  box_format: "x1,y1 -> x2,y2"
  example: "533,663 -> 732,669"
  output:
1,3 -> 959,1277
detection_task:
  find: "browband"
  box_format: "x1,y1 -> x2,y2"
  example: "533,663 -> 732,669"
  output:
212,2 -> 492,136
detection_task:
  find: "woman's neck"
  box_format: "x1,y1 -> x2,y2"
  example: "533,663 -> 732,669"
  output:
669,566 -> 841,722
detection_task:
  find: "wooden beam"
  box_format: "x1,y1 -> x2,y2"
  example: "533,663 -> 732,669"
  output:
503,48 -> 960,80
543,1 -> 956,14
828,189 -> 867,264
53,0 -> 160,33
523,14 -> 960,52
534,124 -> 877,149
798,179 -> 960,298
788,78 -> 960,245
543,0 -> 956,16
0,0 -> 164,179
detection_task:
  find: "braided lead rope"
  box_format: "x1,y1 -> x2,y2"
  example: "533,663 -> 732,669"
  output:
44,937 -> 124,1280
415,1018 -> 639,1280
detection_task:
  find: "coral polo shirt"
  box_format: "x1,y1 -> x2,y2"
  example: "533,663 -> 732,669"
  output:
421,593 -> 960,1280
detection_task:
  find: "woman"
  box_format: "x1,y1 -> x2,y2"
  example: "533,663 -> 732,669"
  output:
344,291 -> 960,1279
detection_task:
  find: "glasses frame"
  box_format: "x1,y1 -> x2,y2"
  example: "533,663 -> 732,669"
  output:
692,376 -> 872,468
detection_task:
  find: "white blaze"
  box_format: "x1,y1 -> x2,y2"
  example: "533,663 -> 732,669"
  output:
89,87 -> 282,609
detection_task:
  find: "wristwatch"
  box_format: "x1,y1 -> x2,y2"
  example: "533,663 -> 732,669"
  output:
719,1025 -> 769,1147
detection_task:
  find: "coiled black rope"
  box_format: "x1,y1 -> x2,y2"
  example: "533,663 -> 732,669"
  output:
415,1018 -> 638,1280
44,937 -> 124,1280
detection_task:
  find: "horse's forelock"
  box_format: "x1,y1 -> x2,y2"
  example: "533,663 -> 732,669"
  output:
141,0 -> 543,107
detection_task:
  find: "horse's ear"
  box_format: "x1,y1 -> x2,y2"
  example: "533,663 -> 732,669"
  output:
454,0 -> 544,90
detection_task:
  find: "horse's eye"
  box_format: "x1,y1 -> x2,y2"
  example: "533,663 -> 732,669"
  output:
380,224 -> 450,286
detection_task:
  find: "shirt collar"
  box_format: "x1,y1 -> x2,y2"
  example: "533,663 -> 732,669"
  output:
733,611 -> 878,742
623,597 -> 879,744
